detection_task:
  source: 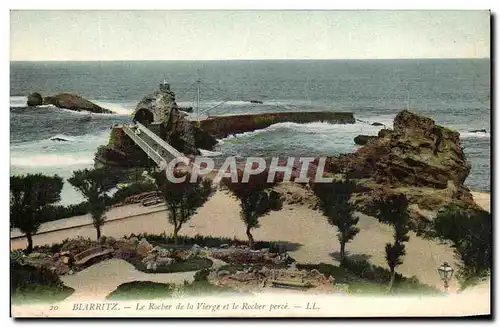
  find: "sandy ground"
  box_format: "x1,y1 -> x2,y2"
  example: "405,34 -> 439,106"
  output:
60,259 -> 197,301
11,191 -> 491,292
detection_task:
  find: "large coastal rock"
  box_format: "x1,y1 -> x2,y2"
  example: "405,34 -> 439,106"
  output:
133,82 -> 218,154
321,110 -> 475,227
95,83 -> 218,167
27,92 -> 113,114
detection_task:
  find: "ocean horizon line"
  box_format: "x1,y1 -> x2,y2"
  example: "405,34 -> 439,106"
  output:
9,57 -> 490,63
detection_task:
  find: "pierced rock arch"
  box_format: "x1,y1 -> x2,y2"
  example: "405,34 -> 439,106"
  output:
133,108 -> 154,125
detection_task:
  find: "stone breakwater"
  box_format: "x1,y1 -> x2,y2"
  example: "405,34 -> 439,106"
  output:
199,112 -> 356,138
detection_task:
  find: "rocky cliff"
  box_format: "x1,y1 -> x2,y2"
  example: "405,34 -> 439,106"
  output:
27,93 -> 114,114
320,110 -> 475,231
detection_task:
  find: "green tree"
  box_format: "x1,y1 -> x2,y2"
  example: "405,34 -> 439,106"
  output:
223,170 -> 283,248
154,170 -> 214,244
10,174 -> 63,253
375,194 -> 411,292
312,179 -> 359,266
68,168 -> 117,241
432,204 -> 491,289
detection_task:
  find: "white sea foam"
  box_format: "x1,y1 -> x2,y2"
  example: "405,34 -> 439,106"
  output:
57,107 -> 124,116
218,120 -> 388,142
10,130 -> 109,170
91,100 -> 135,116
199,149 -> 223,157
460,131 -> 491,139
10,96 -> 28,108
10,94 -> 136,115
46,132 -> 112,143
10,96 -> 56,109
49,134 -> 75,142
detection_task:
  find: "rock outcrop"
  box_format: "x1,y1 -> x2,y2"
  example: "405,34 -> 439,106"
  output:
95,83 -> 218,167
43,93 -> 114,114
354,135 -> 377,145
133,82 -> 218,154
27,93 -> 114,114
321,110 -> 475,228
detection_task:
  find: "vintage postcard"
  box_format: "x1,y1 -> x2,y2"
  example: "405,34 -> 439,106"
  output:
9,10 -> 491,318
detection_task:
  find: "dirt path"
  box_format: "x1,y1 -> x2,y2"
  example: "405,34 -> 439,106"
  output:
60,259 -> 196,301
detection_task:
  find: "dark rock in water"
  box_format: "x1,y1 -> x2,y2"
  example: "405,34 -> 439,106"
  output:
27,92 -> 43,107
179,106 -> 193,113
371,122 -> 384,126
42,93 -> 113,114
354,135 -> 377,145
469,129 -> 488,133
50,137 -> 70,142
249,100 -> 263,104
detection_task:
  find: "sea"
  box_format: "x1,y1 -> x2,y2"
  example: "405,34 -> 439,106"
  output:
10,59 -> 491,205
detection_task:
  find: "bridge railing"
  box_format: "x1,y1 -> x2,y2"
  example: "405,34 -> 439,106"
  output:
136,122 -> 186,159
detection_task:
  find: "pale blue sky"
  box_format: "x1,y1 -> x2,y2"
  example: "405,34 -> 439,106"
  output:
10,10 -> 490,61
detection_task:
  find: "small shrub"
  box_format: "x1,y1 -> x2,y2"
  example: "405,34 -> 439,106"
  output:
106,280 -> 240,300
39,202 -> 89,222
106,281 -> 174,300
194,269 -> 210,282
124,233 -> 277,250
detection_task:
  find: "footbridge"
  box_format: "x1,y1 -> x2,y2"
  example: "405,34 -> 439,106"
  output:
121,122 -> 185,167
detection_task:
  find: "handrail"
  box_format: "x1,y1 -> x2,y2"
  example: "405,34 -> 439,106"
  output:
136,122 -> 185,159
122,125 -> 164,165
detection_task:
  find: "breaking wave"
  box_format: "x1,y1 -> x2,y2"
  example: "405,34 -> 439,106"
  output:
218,120 -> 389,142
10,96 -> 28,108
10,154 -> 94,168
460,131 -> 491,139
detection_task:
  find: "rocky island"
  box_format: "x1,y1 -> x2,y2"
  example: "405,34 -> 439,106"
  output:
95,82 -> 355,166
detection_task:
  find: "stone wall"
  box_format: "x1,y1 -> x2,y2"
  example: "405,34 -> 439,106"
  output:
199,111 -> 355,138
